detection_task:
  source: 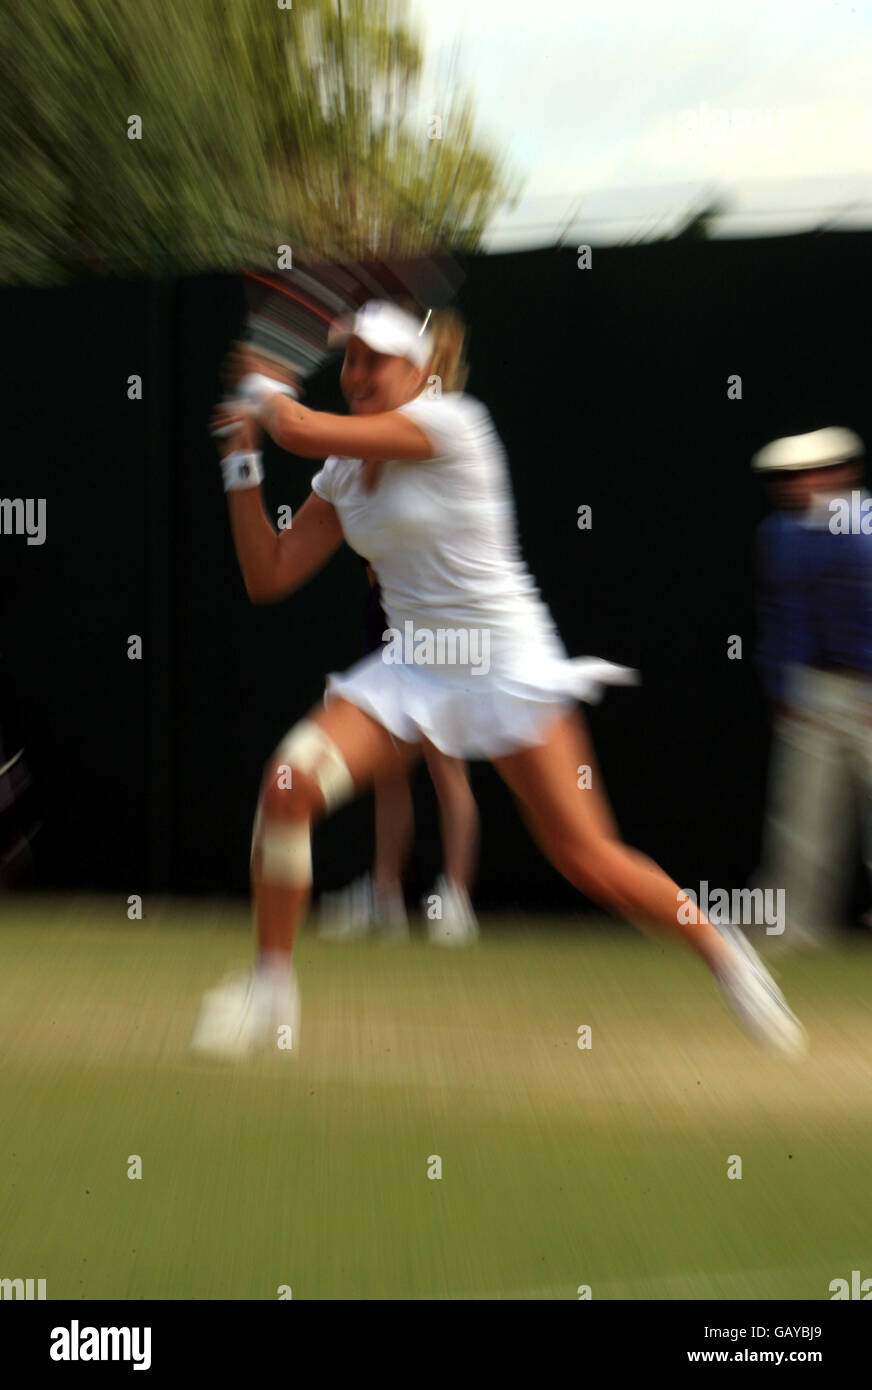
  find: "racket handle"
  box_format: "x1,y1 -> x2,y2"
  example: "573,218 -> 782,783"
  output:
210,375 -> 298,439
210,394 -> 251,440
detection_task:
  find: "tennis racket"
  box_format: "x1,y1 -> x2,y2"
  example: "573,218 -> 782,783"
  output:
212,254 -> 464,437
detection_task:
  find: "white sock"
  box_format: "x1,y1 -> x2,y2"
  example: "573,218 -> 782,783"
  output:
254,951 -> 292,1012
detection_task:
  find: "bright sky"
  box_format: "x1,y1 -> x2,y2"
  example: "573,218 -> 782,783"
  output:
407,0 -> 872,245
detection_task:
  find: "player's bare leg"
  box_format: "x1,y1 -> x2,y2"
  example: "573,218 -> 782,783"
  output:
422,741 -> 480,945
492,708 -> 805,1052
190,700 -> 420,1058
318,772 -> 413,940
422,742 -> 479,889
373,775 -> 414,894
253,699 -> 419,954
371,774 -> 415,931
492,710 -> 728,965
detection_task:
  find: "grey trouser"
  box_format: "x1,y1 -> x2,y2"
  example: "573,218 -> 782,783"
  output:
758,667 -> 872,935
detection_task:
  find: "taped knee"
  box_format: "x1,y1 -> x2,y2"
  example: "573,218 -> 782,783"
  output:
274,719 -> 355,812
258,822 -> 313,887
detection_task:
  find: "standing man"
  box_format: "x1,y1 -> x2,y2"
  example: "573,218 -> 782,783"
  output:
753,426 -> 872,945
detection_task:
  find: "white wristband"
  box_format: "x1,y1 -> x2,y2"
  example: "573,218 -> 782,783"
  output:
238,372 -> 299,406
222,450 -> 264,492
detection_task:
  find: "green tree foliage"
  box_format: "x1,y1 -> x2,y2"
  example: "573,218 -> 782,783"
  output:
0,0 -> 517,284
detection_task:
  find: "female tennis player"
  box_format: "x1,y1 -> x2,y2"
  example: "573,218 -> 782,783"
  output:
190,300 -> 805,1059
317,556 -> 480,945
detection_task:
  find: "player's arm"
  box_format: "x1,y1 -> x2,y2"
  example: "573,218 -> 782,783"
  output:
213,406 -> 343,604
219,342 -> 435,462
228,487 -> 344,604
258,396 -> 435,462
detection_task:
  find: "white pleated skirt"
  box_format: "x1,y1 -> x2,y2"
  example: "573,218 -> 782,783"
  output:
324,646 -> 639,759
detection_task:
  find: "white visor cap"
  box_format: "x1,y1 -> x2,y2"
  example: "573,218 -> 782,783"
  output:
752,425 -> 864,472
328,300 -> 433,368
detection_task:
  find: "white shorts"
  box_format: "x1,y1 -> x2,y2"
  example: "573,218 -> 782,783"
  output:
324,649 -> 639,759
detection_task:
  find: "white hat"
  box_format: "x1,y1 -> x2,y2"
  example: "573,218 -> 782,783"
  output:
751,425 -> 864,472
328,300 -> 432,368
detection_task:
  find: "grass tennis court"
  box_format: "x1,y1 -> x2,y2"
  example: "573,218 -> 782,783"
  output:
1,896 -> 870,1300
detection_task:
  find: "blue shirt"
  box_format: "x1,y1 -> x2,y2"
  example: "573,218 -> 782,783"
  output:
756,494 -> 872,702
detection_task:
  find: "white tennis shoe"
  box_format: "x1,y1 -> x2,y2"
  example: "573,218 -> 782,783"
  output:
714,923 -> 806,1055
372,883 -> 409,942
188,968 -> 301,1061
426,875 -> 479,947
317,875 -> 374,940
318,874 -> 409,941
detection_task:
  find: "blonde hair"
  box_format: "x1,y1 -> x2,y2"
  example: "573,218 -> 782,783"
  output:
395,296 -> 470,394
424,306 -> 469,394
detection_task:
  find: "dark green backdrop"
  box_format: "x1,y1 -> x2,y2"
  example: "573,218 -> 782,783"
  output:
2,235 -> 869,911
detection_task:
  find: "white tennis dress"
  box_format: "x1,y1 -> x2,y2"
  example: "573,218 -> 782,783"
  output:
311,390 -> 637,758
